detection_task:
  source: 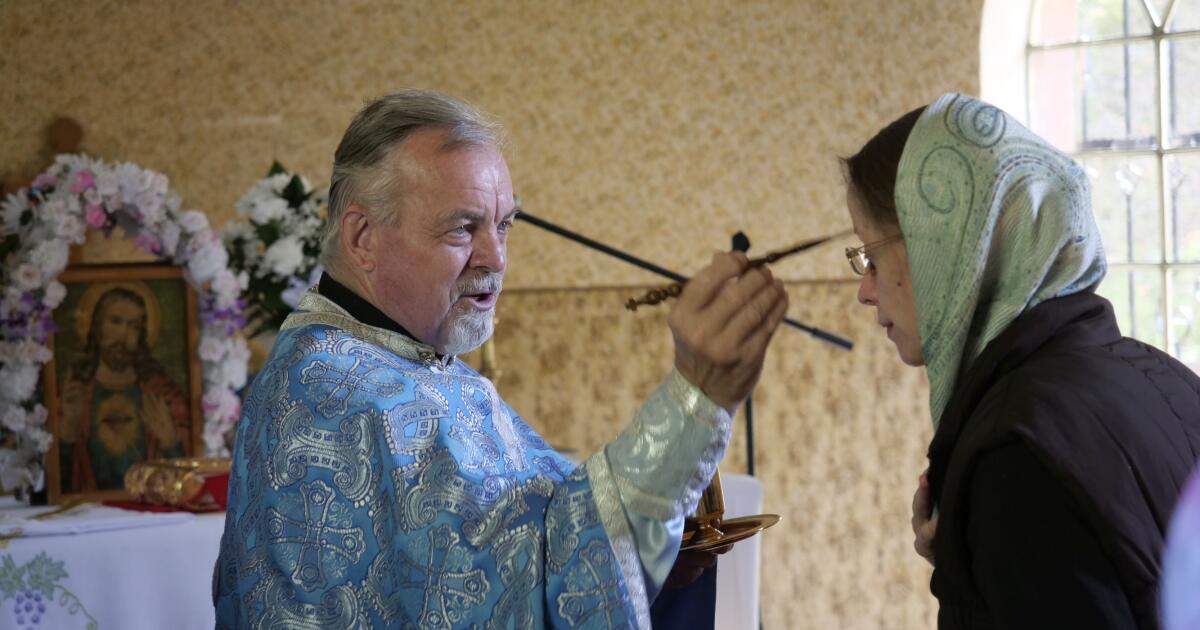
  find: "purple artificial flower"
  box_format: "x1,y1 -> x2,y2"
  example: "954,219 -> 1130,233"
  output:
133,231 -> 161,254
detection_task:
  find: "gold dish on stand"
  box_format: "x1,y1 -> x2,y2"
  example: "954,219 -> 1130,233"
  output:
124,457 -> 231,511
679,468 -> 781,552
681,514 -> 781,552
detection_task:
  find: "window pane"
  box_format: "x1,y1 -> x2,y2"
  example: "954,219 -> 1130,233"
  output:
1029,44 -> 1158,151
1081,154 -> 1163,262
1030,48 -> 1082,152
1167,37 -> 1200,146
1082,43 -> 1158,149
1032,0 -> 1084,45
1171,270 -> 1200,372
1098,269 -> 1166,349
1168,154 -> 1200,261
1147,0 -> 1172,26
1032,0 -> 1155,44
1169,0 -> 1200,31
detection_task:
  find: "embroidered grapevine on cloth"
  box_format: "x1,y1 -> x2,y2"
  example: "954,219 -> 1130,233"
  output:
0,154 -> 249,494
222,162 -> 326,338
0,552 -> 95,629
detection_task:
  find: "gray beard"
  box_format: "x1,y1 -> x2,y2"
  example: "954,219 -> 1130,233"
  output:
443,307 -> 494,356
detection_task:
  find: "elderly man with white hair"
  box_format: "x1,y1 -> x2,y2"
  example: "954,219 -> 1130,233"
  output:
213,88 -> 788,629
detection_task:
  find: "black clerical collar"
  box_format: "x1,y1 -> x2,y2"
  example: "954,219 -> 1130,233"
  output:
317,273 -> 418,341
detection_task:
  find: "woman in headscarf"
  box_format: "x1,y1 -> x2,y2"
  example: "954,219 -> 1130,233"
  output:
842,93 -> 1200,629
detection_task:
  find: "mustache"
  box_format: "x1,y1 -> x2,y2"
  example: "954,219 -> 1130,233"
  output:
456,273 -> 503,297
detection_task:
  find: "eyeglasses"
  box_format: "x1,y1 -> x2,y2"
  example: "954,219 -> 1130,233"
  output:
845,234 -> 903,276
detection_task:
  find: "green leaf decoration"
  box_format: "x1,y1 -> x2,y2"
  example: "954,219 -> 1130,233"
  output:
281,174 -> 309,208
25,552 -> 67,597
0,555 -> 26,599
267,161 -> 287,177
0,233 -> 20,260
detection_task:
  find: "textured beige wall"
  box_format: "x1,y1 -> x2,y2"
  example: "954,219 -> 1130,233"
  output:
2,0 -> 983,627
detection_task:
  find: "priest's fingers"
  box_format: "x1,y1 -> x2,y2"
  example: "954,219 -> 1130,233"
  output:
738,288 -> 789,361
726,275 -> 787,345
704,264 -> 777,333
675,252 -> 750,313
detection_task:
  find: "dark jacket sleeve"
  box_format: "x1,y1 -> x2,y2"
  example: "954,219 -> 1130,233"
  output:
966,443 -> 1139,630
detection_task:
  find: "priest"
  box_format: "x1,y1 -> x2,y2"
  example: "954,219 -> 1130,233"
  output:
213,88 -> 788,628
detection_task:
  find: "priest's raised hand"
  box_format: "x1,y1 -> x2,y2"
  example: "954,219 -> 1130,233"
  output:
669,251 -> 789,413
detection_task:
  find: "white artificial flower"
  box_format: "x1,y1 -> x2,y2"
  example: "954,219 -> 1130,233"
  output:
54,212 -> 86,243
240,238 -> 260,265
179,210 -> 209,234
40,196 -> 68,222
12,341 -> 52,365
209,269 -> 243,309
1,407 -> 26,433
281,265 -> 323,308
203,422 -> 230,458
30,239 -> 69,279
14,264 -> 42,291
95,169 -> 119,198
212,339 -> 251,391
159,221 -> 181,257
27,426 -> 52,453
2,191 -> 27,234
42,281 -> 66,309
203,387 -> 240,422
0,364 -> 38,403
26,405 -> 47,427
0,288 -> 23,320
262,235 -> 304,278
135,189 -> 164,225
198,336 -> 226,362
248,197 -> 288,225
185,231 -> 229,284
0,451 -> 31,492
268,173 -> 291,194
164,193 -> 182,214
114,163 -> 143,205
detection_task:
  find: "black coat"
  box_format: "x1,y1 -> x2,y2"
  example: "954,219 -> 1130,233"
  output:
927,292 -> 1200,630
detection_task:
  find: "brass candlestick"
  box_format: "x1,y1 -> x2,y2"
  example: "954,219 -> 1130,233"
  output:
684,468 -> 727,548
625,231 -> 851,312
682,467 -> 782,553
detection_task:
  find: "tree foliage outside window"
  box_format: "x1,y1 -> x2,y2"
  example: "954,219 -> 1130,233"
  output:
1027,0 -> 1200,370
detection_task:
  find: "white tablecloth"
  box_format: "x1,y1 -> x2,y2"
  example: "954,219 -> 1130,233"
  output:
0,475 -> 766,630
0,499 -> 224,630
715,472 -> 766,630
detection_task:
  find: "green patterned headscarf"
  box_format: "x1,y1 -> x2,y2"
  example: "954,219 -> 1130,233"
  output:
895,93 -> 1107,427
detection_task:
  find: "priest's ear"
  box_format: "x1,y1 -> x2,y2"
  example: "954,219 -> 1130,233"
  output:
339,202 -> 378,272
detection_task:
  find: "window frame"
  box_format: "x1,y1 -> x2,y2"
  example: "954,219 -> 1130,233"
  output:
985,0 -> 1200,357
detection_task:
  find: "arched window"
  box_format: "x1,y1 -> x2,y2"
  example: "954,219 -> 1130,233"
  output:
985,0 -> 1200,371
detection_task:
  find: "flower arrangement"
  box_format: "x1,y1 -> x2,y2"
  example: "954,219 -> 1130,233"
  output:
0,154 -> 250,494
222,162 -> 326,338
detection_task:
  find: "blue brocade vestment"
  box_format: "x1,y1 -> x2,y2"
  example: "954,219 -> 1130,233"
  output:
213,292 -> 730,629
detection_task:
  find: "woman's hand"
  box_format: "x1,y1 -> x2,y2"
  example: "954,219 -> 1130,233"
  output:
912,470 -> 938,566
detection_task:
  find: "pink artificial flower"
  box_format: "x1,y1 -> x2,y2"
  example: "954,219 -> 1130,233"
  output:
30,173 -> 57,189
85,204 -> 107,228
134,231 -> 161,254
69,170 -> 95,194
